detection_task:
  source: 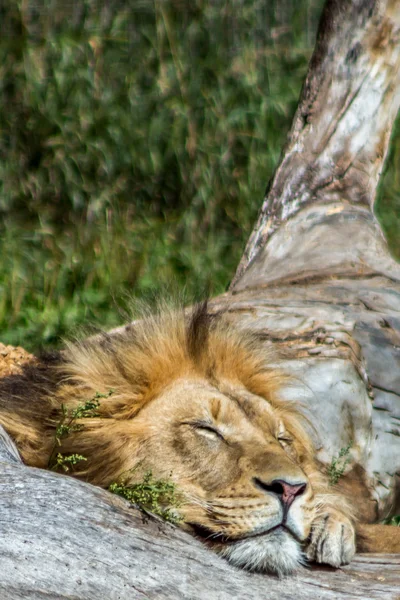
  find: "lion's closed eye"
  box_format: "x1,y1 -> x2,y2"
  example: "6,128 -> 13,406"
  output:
183,421 -> 225,443
277,434 -> 293,445
276,420 -> 292,444
278,436 -> 297,458
276,422 -> 297,457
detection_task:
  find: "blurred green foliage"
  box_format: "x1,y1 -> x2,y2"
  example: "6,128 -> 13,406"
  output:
0,0 -> 398,350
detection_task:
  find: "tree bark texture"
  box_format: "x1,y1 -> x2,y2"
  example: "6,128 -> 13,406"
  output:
227,0 -> 400,522
0,426 -> 399,600
1,0 -> 400,598
232,0 -> 400,287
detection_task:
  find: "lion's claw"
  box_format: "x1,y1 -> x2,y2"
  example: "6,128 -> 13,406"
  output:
305,510 -> 355,567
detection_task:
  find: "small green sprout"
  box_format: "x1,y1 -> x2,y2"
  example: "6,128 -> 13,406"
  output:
48,390 -> 113,471
383,515 -> 400,526
71,390 -> 114,420
328,441 -> 353,485
51,453 -> 87,473
109,470 -> 183,524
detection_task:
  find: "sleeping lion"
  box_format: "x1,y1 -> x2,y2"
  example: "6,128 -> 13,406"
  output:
0,303 -> 398,576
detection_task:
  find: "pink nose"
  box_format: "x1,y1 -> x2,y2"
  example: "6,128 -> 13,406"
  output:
278,480 -> 307,508
254,478 -> 307,509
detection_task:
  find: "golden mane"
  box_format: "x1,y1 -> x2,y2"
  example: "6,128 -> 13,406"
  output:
52,302 -> 314,484
62,301 -> 287,417
0,302 -> 312,486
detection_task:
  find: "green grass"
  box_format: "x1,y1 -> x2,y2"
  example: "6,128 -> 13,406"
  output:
109,471 -> 183,524
385,516 -> 400,526
0,0 -> 398,350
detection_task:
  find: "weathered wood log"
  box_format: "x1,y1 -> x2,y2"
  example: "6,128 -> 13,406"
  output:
226,0 -> 400,521
232,0 -> 400,286
1,0 -> 400,597
0,426 -> 399,600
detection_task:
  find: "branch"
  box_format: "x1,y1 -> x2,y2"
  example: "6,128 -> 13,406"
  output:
232,0 -> 400,288
0,426 -> 399,599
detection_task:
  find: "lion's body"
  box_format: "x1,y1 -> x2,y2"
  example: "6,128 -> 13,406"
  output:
0,305 -> 399,575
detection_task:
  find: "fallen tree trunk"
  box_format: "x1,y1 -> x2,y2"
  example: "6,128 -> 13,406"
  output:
0,427 -> 399,599
1,0 -> 400,597
226,0 -> 400,522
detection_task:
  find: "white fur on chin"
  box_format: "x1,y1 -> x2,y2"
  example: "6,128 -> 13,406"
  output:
219,528 -> 304,577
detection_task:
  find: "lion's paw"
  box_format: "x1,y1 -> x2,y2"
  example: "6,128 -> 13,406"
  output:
305,510 -> 355,568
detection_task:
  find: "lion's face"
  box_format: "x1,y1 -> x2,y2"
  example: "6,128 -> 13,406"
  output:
0,304 -> 355,575
127,377 -> 317,575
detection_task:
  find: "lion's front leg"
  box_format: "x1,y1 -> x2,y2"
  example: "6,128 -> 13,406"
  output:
305,508 -> 356,567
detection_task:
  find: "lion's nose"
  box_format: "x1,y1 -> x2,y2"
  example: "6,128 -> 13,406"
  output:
254,478 -> 307,510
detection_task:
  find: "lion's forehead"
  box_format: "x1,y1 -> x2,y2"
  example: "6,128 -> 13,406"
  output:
150,376 -> 279,437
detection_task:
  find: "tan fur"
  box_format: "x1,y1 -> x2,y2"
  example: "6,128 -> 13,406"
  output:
356,524 -> 400,553
0,303 -> 396,574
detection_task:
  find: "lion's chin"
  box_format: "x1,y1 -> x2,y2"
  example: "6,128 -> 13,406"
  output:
218,528 -> 304,577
